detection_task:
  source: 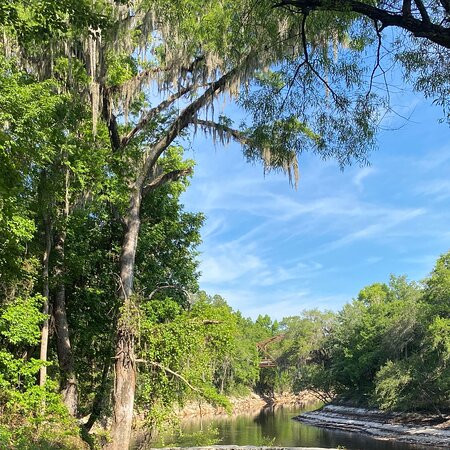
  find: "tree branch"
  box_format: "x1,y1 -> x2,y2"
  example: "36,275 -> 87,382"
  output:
147,284 -> 193,305
194,119 -> 251,146
366,20 -> 383,98
136,360 -> 203,394
120,86 -> 192,148
439,0 -> 450,14
273,0 -> 450,49
299,13 -> 343,106
104,55 -> 208,150
102,92 -> 121,151
106,55 -> 206,97
413,0 -> 431,24
142,167 -> 192,196
402,0 -> 412,17
280,60 -> 306,110
142,65 -> 241,177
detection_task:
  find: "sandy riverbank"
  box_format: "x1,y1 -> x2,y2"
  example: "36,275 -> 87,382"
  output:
176,391 -> 320,420
294,404 -> 450,447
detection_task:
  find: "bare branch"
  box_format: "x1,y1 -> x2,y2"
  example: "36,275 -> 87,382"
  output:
148,284 -> 182,300
136,360 -> 203,394
439,0 -> 450,14
366,20 -> 383,98
102,93 -> 121,151
106,56 -> 205,96
402,0 -> 412,17
120,86 -> 192,148
300,14 -> 343,106
142,65 -> 241,177
413,0 -> 431,24
280,60 -> 307,110
142,167 -> 192,196
147,284 -> 193,305
103,55 -> 208,151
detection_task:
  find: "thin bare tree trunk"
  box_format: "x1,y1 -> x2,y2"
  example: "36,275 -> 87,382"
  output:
108,188 -> 141,449
39,217 -> 52,387
53,167 -> 78,416
54,228 -> 78,416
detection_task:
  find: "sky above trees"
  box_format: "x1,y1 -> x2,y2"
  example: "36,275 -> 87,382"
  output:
182,88 -> 450,319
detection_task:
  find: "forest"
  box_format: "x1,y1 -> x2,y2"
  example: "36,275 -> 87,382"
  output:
0,0 -> 449,449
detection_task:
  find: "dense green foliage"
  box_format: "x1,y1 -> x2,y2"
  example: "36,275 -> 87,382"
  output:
292,253 -> 450,413
0,0 -> 448,448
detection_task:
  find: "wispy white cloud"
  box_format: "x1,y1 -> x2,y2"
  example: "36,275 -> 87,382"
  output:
182,117 -> 450,318
353,167 -> 376,190
199,236 -> 323,289
200,250 -> 263,284
216,287 -> 348,320
314,207 -> 426,254
415,179 -> 450,201
413,144 -> 450,171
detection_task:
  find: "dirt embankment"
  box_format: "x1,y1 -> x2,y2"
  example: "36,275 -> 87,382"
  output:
294,404 -> 450,448
177,391 -> 320,420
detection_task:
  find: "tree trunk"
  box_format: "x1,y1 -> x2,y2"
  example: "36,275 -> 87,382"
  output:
84,357 -> 111,432
108,188 -> 141,449
53,228 -> 79,416
39,218 -> 52,388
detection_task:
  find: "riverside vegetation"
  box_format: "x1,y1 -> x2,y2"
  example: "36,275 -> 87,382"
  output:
0,0 -> 449,449
2,240 -> 449,448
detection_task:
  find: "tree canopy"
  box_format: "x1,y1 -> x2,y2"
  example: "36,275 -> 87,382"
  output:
273,0 -> 450,122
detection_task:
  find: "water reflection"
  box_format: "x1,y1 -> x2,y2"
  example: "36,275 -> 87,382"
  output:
142,404 -> 431,449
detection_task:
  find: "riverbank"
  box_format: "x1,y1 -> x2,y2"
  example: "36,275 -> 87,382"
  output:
294,405 -> 450,448
157,446 -> 336,449
177,391 -> 319,419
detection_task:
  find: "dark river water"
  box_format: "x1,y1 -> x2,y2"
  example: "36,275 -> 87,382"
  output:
138,404 -> 431,449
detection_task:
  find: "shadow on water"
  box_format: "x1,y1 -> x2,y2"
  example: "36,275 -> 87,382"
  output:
139,403 -> 432,449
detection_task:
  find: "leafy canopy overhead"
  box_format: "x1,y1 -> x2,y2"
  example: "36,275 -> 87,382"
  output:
273,0 -> 450,123
2,0 -> 382,185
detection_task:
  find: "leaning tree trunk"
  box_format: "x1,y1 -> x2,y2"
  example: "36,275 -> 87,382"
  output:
53,228 -> 79,416
39,217 -> 52,388
108,188 -> 141,449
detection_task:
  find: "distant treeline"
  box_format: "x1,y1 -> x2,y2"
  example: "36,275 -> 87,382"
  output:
215,250 -> 450,417
273,252 -> 450,415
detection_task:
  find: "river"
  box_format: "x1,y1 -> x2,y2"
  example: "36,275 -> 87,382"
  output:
144,404 -> 431,449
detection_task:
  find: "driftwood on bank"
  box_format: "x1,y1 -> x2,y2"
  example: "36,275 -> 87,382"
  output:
294,405 -> 450,448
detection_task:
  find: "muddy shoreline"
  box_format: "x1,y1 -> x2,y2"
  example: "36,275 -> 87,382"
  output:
294,405 -> 450,448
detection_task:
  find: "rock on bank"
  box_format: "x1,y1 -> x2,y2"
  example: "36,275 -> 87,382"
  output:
294,405 -> 450,448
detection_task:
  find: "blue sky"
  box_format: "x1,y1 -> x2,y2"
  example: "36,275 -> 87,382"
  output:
180,92 -> 450,320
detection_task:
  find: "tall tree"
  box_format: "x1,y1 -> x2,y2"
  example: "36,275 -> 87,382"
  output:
2,1 -> 380,446
81,4 -> 376,446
